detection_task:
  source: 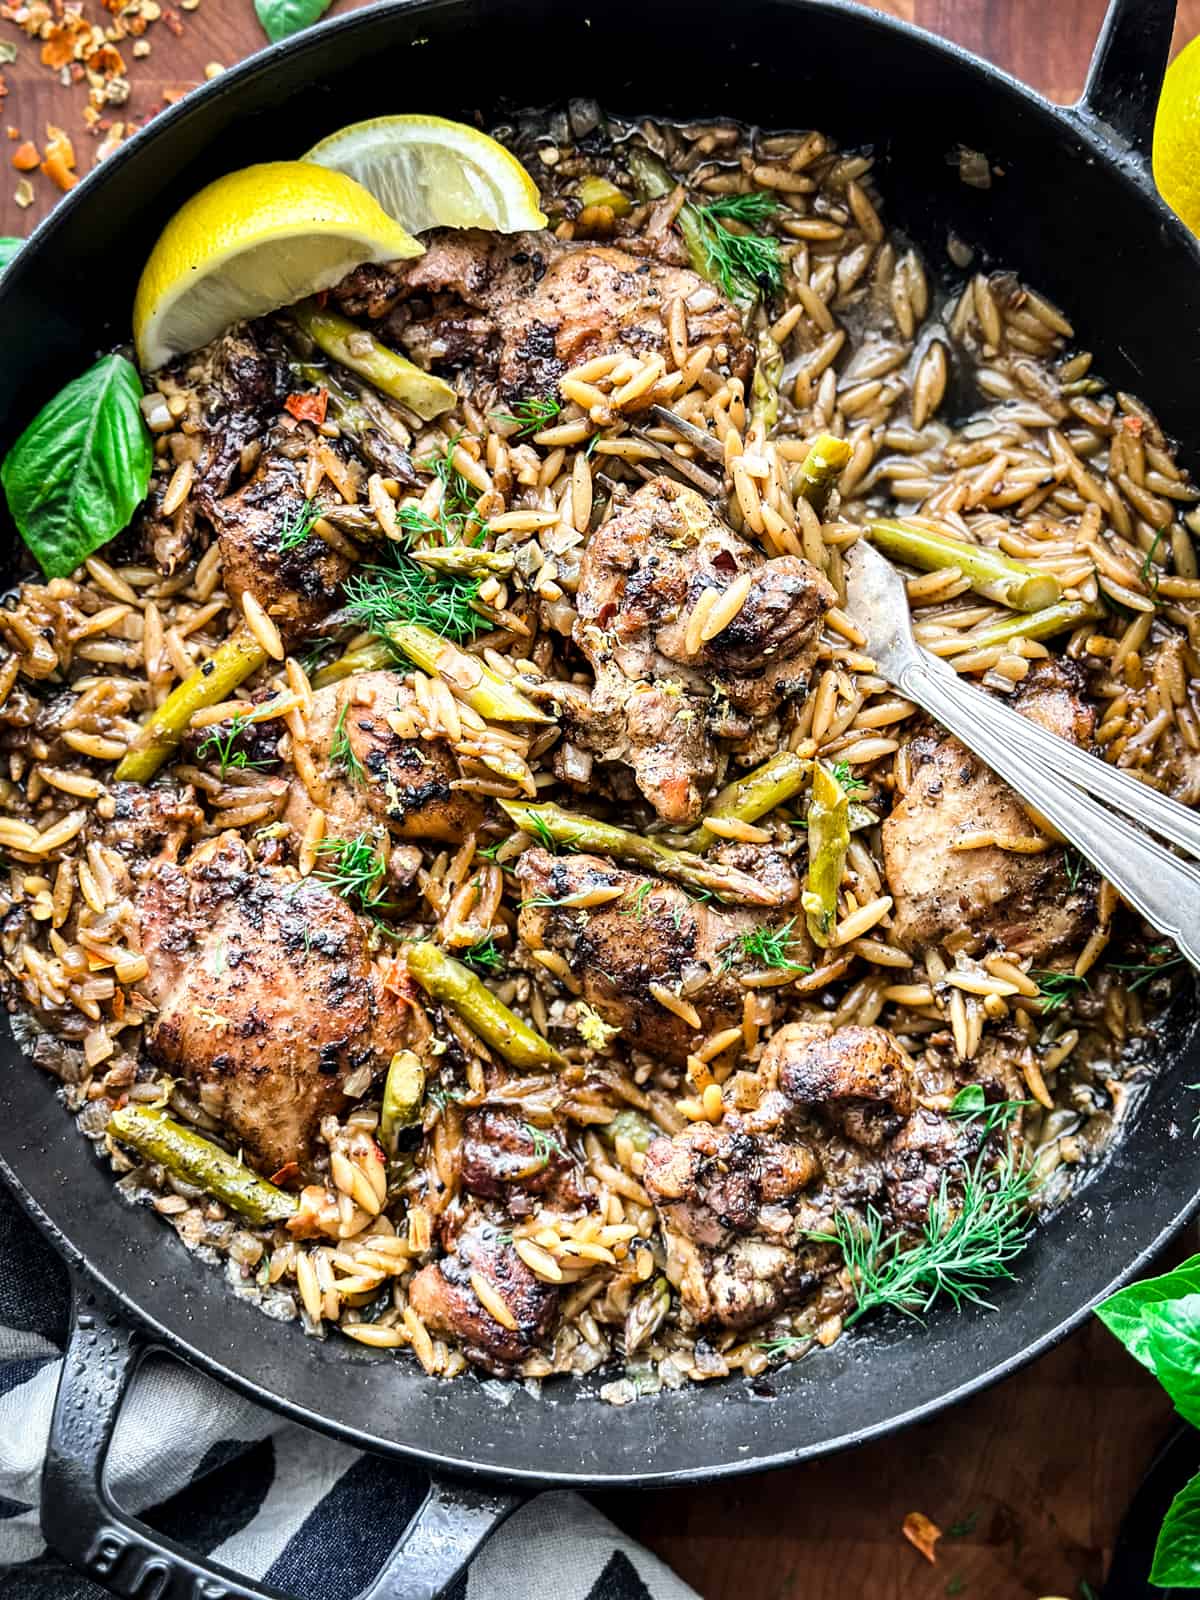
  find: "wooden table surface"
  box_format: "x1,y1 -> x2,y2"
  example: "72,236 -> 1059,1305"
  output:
3,1 -> 1200,1595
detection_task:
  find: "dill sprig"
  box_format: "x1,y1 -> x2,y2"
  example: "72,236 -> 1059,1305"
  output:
829,759 -> 869,799
1141,528 -> 1165,595
492,395 -> 564,438
621,881 -> 655,920
1110,944 -> 1184,992
721,916 -> 811,973
343,554 -> 483,644
687,193 -> 782,304
277,498 -> 320,554
419,432 -> 481,534
311,831 -> 391,916
463,935 -> 505,975
1031,968 -> 1090,1014
522,811 -> 560,853
813,1147 -> 1037,1327
195,712 -> 270,778
524,1123 -> 568,1168
754,1334 -> 811,1361
329,702 -> 366,787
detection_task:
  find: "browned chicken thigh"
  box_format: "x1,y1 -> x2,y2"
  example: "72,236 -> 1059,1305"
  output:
571,478 -> 835,823
515,848 -> 808,1066
334,229 -> 751,397
284,671 -> 485,848
136,831 -> 410,1174
882,660 -> 1096,960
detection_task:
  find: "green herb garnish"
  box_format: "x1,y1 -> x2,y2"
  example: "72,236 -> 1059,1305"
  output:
463,935 -> 505,975
621,881 -> 655,920
1031,969 -> 1089,1014
277,497 -> 319,553
948,1084 -> 1031,1140
254,0 -> 333,42
721,916 -> 811,973
525,1123 -> 568,1168
687,193 -> 783,304
329,702 -> 366,787
311,831 -> 391,916
343,554 -> 483,644
195,712 -> 270,778
492,395 -> 564,438
1110,945 -> 1184,992
829,759 -> 869,799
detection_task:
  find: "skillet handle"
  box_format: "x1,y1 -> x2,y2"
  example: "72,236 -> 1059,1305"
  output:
1080,0 -> 1177,159
42,1272 -> 522,1600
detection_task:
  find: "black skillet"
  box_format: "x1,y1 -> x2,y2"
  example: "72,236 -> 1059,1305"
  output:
1,1 -> 1199,1595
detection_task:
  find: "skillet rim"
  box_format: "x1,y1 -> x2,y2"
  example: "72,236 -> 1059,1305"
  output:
1,0 -> 1199,1489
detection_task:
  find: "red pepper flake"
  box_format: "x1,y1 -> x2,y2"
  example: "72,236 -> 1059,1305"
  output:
163,7 -> 183,35
1123,415 -> 1144,436
902,1512 -> 942,1565
269,1161 -> 302,1188
285,388 -> 329,427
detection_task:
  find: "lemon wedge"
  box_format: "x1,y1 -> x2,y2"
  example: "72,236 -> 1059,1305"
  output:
1155,35 -> 1200,236
133,161 -> 423,372
304,114 -> 547,235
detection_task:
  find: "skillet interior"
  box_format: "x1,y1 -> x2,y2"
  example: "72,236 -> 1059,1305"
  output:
1,0 -> 1199,1484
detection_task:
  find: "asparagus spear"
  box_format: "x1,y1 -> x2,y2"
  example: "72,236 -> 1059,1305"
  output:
291,360 -> 415,483
411,546 -> 516,578
680,751 -> 810,852
938,599 -> 1103,654
311,639 -> 395,689
802,761 -> 850,948
291,301 -> 456,422
599,1108 -> 658,1153
796,434 -> 853,513
107,1105 -> 298,1225
751,330 -> 784,433
498,799 -> 779,905
115,628 -> 268,783
377,621 -> 552,723
868,519 -> 1062,612
380,1049 -> 426,1152
405,941 -> 565,1071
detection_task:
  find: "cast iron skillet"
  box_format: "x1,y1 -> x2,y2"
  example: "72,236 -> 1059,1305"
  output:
1,0 -> 1199,1594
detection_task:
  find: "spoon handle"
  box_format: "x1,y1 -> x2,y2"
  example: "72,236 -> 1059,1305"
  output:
893,652 -> 1200,971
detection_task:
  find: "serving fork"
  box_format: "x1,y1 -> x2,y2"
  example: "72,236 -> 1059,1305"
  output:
644,403 -> 1200,972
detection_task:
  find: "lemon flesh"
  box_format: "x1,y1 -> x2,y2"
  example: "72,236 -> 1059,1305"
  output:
305,114 -> 547,235
1154,35 -> 1200,236
133,161 -> 423,372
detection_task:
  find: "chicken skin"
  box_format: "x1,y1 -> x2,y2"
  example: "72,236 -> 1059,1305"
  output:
882,660 -> 1096,960
284,671 -> 485,848
333,229 -> 751,398
572,478 -> 835,823
136,832 -> 410,1173
407,1218 -> 558,1374
515,848 -> 808,1067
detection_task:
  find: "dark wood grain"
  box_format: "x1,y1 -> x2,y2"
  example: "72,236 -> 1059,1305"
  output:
3,2 -> 1198,1595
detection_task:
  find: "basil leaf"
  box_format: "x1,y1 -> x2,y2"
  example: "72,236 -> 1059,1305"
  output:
1,353 -> 152,580
1152,1469 -> 1200,1587
1096,1254 -> 1200,1374
0,238 -> 22,272
254,0 -> 333,43
949,1085 -> 986,1118
1142,1297 -> 1200,1428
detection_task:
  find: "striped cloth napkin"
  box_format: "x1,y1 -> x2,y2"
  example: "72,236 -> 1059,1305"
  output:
0,1185 -> 699,1600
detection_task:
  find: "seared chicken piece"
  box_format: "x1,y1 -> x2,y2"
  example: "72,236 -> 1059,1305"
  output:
643,1116 -> 829,1328
407,1220 -> 558,1374
96,782 -> 202,878
202,426 -> 354,648
882,661 -> 1096,960
136,832 -> 409,1173
515,848 -> 808,1066
460,1109 -> 591,1213
763,1023 -> 914,1150
334,229 -> 751,397
572,478 -> 835,823
284,672 -> 485,848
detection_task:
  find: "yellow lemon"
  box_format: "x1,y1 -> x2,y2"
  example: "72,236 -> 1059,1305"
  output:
1154,34 -> 1200,235
133,161 -> 422,371
304,114 -> 547,235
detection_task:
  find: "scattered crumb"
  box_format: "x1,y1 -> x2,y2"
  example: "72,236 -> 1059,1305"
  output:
10,136 -> 35,168
902,1512 -> 943,1565
13,173 -> 32,206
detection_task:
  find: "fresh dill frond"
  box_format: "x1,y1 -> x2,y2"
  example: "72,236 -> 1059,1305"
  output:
754,1334 -> 810,1360
311,831 -> 391,916
491,394 -> 564,438
1062,846 -> 1084,891
195,712 -> 270,778
476,838 -> 511,864
1140,528 -> 1165,595
394,503 -> 445,545
721,916 -> 811,973
829,760 -> 869,799
419,432 -> 479,528
621,881 -> 655,920
523,812 -> 560,853
687,194 -> 783,304
948,1083 -> 1031,1140
524,1123 -> 568,1168
343,554 -> 483,644
277,498 -> 319,553
1110,944 -> 1184,992
463,935 -> 505,975
812,1146 -> 1037,1327
1031,968 -> 1090,1014
329,702 -> 366,787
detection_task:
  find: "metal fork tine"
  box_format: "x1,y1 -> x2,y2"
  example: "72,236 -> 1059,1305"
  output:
647,403 -> 726,464
628,430 -> 724,497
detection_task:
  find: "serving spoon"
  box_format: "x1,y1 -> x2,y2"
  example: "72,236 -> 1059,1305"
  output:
845,539 -> 1200,972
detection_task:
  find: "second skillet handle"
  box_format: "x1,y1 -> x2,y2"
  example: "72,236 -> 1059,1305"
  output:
42,1270 -> 522,1600
1081,0 -> 1177,158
